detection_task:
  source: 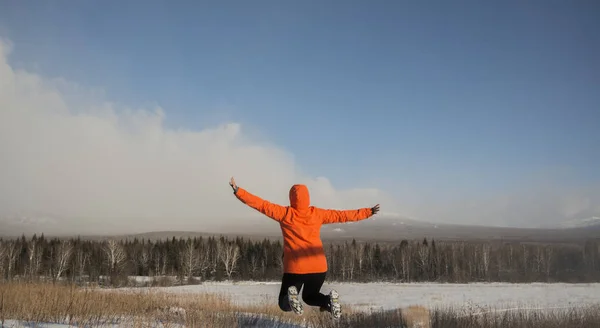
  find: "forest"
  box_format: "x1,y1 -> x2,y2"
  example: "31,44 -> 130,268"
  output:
0,234 -> 599,286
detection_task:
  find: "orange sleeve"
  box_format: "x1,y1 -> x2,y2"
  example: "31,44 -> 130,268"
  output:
234,188 -> 288,222
314,207 -> 373,224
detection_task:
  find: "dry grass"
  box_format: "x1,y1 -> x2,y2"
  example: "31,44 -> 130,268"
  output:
1,282 -> 599,328
0,281 -> 255,327
403,305 -> 430,327
0,281 -> 342,327
429,304 -> 600,328
312,304 -> 600,328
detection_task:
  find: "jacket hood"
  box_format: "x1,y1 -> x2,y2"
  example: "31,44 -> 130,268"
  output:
289,184 -> 310,210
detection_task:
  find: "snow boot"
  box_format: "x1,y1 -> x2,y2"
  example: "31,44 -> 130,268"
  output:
329,289 -> 341,319
287,286 -> 303,315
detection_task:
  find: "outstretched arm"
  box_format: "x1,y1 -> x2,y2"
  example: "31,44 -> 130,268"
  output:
229,177 -> 287,222
315,204 -> 380,224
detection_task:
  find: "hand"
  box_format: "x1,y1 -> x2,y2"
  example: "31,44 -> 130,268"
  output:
371,204 -> 380,215
229,177 -> 239,193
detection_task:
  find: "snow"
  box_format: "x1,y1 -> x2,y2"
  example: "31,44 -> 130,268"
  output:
130,281 -> 600,312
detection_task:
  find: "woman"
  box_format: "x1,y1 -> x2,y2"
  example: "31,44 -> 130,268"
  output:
229,177 -> 379,318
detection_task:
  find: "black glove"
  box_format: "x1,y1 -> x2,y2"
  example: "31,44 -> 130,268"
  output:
371,204 -> 380,215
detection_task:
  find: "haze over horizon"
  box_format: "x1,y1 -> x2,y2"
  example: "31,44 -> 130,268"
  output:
1,1 -> 599,235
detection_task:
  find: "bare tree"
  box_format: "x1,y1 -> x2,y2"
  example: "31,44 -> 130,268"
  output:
522,244 -> 530,278
217,240 -> 240,279
356,242 -> 365,276
469,244 -> 477,279
506,243 -> 515,279
128,245 -> 141,276
417,243 -> 429,280
27,238 -> 43,280
481,244 -> 490,280
103,240 -> 127,284
160,248 -> 168,276
437,242 -> 446,279
249,252 -> 260,278
0,241 -> 18,281
151,247 -> 161,276
52,240 -> 73,282
365,244 -> 375,277
534,245 -> 544,274
208,241 -> 219,276
260,246 -> 269,275
139,246 -> 150,276
0,241 -> 7,280
75,245 -> 90,283
544,246 -> 554,281
451,242 -> 462,282
345,243 -> 357,281
276,251 -> 284,271
508,243 -> 513,268
400,242 -> 412,282
496,244 -> 504,277
442,243 -> 450,278
180,238 -> 200,282
388,246 -> 402,280
325,245 -> 336,275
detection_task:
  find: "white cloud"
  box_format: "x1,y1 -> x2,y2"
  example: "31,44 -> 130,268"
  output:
0,39 -> 395,235
411,184 -> 600,228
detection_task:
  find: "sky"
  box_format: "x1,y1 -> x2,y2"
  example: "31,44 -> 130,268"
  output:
0,0 -> 599,233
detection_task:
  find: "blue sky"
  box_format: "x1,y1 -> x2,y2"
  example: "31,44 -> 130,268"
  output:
1,0 -> 599,227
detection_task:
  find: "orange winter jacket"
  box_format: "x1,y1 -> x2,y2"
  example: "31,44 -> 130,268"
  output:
234,184 -> 374,274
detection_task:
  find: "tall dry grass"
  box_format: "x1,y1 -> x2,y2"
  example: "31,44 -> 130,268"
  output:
0,283 -> 225,327
0,282 -> 339,327
428,305 -> 600,328
1,281 -> 599,328
0,281 -> 265,327
312,304 -> 600,328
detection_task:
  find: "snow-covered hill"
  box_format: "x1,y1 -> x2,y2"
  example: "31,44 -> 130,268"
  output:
0,212 -> 59,236
3,211 -> 599,242
560,216 -> 600,229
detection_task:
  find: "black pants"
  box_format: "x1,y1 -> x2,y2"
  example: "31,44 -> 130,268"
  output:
278,272 -> 330,311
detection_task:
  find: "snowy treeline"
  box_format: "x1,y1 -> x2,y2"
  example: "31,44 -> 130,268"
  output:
0,235 -> 599,286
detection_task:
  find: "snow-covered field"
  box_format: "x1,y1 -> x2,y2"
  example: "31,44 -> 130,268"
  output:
130,281 -> 600,312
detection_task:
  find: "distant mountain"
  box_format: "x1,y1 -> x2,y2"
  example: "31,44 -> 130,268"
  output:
2,213 -> 599,243
316,215 -> 600,243
559,216 -> 600,229
109,215 -> 600,243
0,212 -> 59,237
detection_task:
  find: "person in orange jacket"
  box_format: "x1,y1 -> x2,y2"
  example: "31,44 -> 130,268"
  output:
229,177 -> 379,319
